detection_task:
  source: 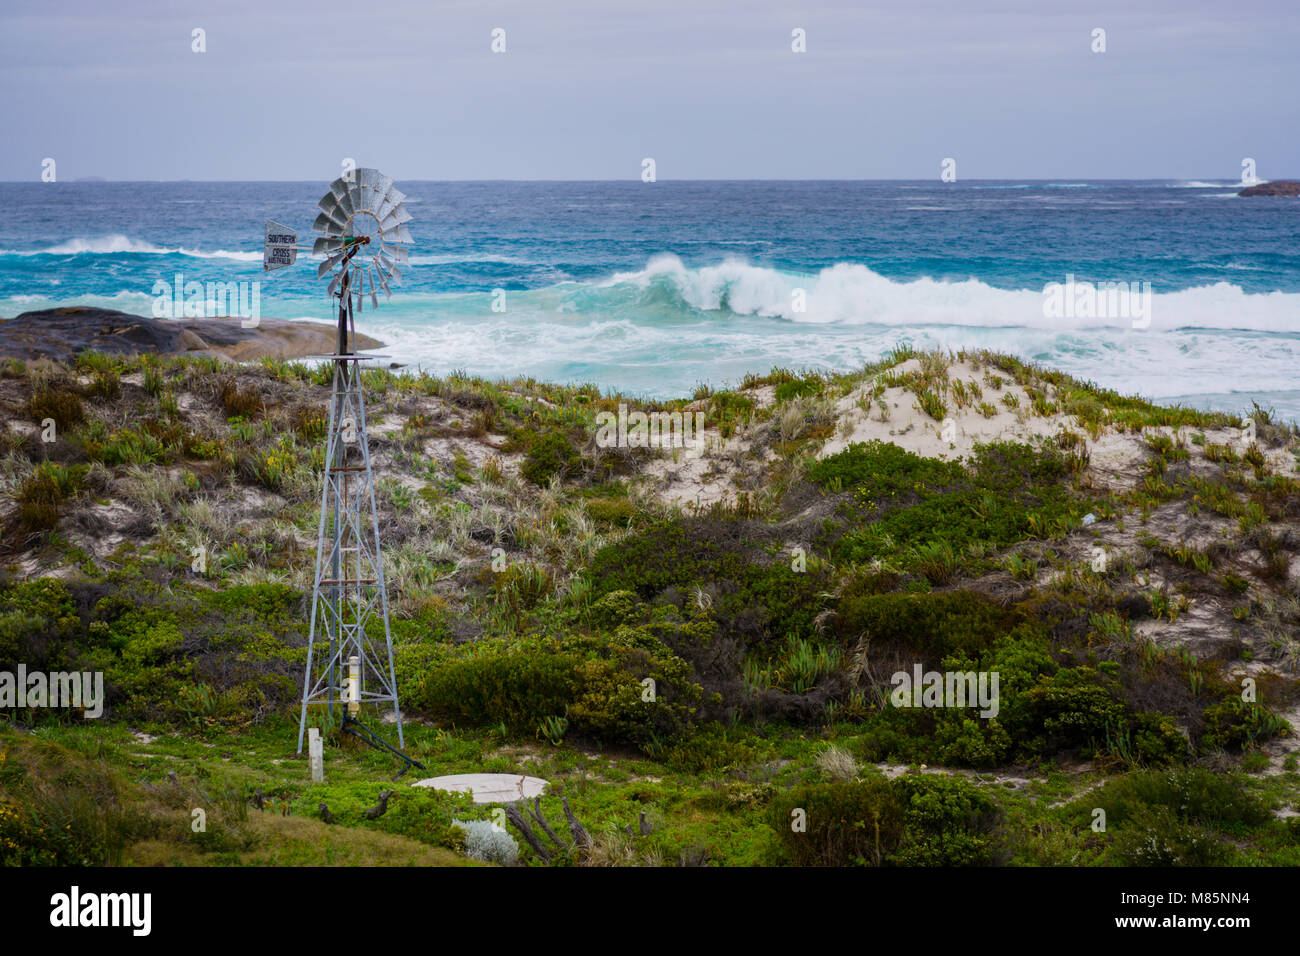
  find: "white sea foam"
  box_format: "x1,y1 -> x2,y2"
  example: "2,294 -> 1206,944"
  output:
1172,180 -> 1258,189
0,234 -> 260,261
598,254 -> 1300,333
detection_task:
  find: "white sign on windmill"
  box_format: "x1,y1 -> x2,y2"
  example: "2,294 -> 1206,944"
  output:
263,220 -> 298,271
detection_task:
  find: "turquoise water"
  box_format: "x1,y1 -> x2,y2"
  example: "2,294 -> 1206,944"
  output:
1,180 -> 1297,418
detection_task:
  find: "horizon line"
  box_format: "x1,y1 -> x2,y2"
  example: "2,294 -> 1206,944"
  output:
0,176 -> 1270,185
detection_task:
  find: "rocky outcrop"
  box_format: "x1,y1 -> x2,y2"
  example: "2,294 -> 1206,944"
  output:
0,307 -> 383,363
1238,180 -> 1300,197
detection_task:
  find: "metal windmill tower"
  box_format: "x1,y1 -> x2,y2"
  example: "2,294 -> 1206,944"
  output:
264,169 -> 416,760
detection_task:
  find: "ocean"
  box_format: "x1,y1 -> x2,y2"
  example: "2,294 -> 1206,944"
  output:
1,180 -> 1297,420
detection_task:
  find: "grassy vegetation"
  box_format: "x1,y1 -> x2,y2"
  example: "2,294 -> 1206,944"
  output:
0,346 -> 1296,867
808,439 -> 1091,578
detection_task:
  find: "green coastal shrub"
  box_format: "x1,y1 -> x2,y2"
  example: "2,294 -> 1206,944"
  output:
769,774 -> 1004,866
770,779 -> 904,866
1123,711 -> 1191,765
1083,768 -> 1270,865
855,707 -> 939,766
588,515 -> 830,646
834,589 -> 1016,662
410,631 -> 700,746
1003,666 -> 1126,757
810,440 -> 1087,570
0,578 -> 84,672
521,430 -> 581,486
807,438 -> 958,495
657,723 -> 762,774
854,622 -> 1175,768
1110,807 -> 1234,866
933,716 -> 1013,768
301,782 -> 472,850
891,773 -> 1005,866
1086,767 -> 1271,832
590,589 -> 639,628
0,572 -> 302,727
413,640 -> 579,729
82,580 -> 301,726
852,625 -> 1050,768
1200,697 -> 1291,751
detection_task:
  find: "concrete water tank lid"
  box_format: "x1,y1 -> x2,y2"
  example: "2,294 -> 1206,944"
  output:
412,773 -> 549,804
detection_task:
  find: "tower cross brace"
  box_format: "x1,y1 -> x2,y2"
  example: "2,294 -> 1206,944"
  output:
297,263 -> 405,753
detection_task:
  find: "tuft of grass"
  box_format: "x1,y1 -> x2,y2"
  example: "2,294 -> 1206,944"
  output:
219,379 -> 264,419
915,388 -> 947,422
28,387 -> 84,431
13,462 -> 88,534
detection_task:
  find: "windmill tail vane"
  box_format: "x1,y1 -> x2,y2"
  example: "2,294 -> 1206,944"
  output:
265,169 -> 419,770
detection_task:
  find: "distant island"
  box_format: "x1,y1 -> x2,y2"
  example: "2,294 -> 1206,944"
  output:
1239,180 -> 1300,197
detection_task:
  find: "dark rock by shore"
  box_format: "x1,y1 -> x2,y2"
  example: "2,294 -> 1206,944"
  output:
1238,180 -> 1300,197
0,307 -> 383,363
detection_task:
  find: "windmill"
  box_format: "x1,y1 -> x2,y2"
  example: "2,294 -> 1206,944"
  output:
264,169 -> 419,768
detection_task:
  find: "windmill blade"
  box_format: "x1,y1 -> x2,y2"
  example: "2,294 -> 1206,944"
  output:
317,250 -> 347,279
368,266 -> 379,309
313,206 -> 348,235
383,247 -> 405,273
378,252 -> 403,281
374,191 -> 407,224
374,194 -> 397,222
313,236 -> 345,255
385,225 -> 413,245
356,169 -> 393,210
376,184 -> 406,212
368,174 -> 395,209
329,178 -> 356,219
379,206 -> 413,231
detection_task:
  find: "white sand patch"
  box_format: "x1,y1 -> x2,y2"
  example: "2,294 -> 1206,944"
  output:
68,500 -> 137,558
819,359 -> 1070,462
815,359 -> 1294,494
412,434 -> 518,482
366,415 -> 405,437
643,430 -> 772,509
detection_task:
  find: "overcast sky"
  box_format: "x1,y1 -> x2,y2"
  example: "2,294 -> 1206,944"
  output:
2,0 -> 1296,181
